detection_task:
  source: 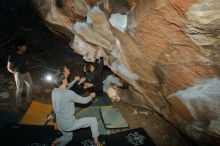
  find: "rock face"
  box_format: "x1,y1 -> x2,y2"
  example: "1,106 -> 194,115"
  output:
33,0 -> 220,144
33,0 -> 74,38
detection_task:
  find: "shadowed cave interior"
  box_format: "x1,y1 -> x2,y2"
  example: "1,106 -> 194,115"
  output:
0,0 -> 220,146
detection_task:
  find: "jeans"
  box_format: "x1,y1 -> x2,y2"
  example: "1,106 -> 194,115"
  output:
103,75 -> 122,93
14,72 -> 33,106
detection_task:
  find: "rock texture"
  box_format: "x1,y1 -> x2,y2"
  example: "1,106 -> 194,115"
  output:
33,0 -> 220,144
33,0 -> 74,38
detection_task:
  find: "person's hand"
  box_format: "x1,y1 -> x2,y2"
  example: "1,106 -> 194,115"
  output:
78,77 -> 86,85
74,76 -> 80,82
90,92 -> 96,99
84,82 -> 93,89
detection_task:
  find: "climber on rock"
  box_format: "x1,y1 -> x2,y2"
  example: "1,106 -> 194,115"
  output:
83,57 -> 126,95
51,71 -> 101,146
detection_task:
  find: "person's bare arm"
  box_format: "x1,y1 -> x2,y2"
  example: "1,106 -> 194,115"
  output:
78,77 -> 86,85
83,82 -> 93,89
71,91 -> 96,104
66,76 -> 80,89
7,61 -> 14,73
95,57 -> 104,76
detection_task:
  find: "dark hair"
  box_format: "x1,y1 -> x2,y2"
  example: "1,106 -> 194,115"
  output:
15,37 -> 27,49
53,71 -> 65,87
84,63 -> 92,72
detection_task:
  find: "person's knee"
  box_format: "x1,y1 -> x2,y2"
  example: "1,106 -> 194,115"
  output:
26,78 -> 33,87
26,82 -> 33,88
26,74 -> 33,87
16,87 -> 23,94
89,117 -> 98,125
81,77 -> 86,81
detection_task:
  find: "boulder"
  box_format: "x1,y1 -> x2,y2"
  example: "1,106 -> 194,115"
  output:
33,0 -> 220,144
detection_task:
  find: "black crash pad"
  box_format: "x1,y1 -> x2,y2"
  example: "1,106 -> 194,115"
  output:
68,127 -> 155,146
101,127 -> 155,146
0,124 -> 155,146
0,123 -> 58,146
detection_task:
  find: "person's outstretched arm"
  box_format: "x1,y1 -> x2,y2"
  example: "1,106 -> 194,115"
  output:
95,57 -> 104,76
70,91 -> 95,104
93,59 -> 99,69
7,55 -> 15,73
66,76 -> 80,89
7,61 -> 14,73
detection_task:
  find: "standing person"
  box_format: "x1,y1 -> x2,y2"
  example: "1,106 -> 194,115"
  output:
7,38 -> 33,111
51,71 -> 100,146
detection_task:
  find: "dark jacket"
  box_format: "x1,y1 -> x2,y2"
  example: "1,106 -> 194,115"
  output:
86,57 -> 104,92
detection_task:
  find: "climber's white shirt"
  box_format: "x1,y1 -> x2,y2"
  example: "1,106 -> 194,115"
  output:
52,88 -> 92,131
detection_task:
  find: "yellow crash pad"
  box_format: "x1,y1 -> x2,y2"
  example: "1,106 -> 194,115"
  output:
20,101 -> 56,127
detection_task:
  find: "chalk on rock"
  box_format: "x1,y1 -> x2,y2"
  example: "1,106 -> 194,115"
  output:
109,13 -> 127,32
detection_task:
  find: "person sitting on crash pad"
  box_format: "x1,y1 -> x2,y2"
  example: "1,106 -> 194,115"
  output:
51,71 -> 101,146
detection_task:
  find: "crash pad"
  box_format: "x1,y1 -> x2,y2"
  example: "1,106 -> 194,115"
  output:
20,101 -> 55,126
0,111 -> 19,128
76,106 -> 107,135
101,127 -> 155,146
100,107 -> 128,129
0,124 -> 57,146
67,127 -> 155,146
